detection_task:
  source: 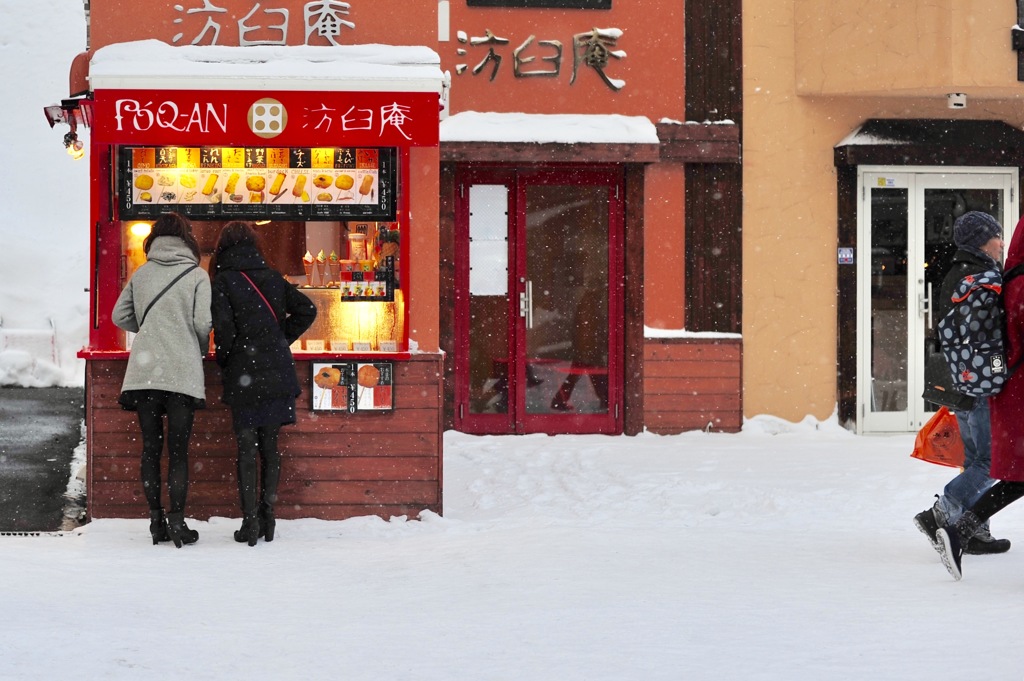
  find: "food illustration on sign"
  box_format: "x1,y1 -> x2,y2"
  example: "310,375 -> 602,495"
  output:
269,172 -> 287,199
357,364 -> 380,388
313,366 -> 345,409
135,175 -> 154,190
202,174 -> 219,195
311,363 -> 394,412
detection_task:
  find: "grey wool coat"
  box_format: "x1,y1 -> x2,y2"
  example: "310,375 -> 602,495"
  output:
112,236 -> 213,400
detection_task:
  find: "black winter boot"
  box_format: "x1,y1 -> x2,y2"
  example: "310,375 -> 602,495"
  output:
259,439 -> 281,543
258,503 -> 275,542
165,512 -> 199,549
149,509 -> 170,545
234,515 -> 260,546
964,522 -> 1011,555
235,439 -> 260,547
935,511 -> 982,580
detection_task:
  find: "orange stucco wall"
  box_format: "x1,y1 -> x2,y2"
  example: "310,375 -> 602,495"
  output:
747,1 -> 1024,423
643,163 -> 686,329
409,145 -> 441,352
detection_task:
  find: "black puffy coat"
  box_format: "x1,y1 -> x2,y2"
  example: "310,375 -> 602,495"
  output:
211,244 -> 316,407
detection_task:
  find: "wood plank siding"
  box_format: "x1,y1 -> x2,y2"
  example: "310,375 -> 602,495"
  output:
85,356 -> 444,520
643,338 -> 742,433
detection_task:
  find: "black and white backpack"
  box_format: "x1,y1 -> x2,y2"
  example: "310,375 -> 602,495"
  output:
937,264 -> 1024,397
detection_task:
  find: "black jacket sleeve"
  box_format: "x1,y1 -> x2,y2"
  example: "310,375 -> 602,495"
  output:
281,281 -> 317,344
211,275 -> 237,368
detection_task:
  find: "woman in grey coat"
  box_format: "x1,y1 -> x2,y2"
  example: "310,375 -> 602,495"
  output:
112,212 -> 212,548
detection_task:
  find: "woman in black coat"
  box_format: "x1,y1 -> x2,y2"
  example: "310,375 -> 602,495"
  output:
210,222 -> 316,546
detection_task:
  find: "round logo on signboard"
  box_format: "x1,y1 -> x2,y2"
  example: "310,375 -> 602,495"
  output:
248,98 -> 287,139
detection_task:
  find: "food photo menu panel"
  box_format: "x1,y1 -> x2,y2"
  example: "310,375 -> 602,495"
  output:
311,362 -> 394,413
119,146 -> 396,221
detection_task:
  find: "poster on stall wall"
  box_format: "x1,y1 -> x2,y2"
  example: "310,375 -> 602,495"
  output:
312,362 -> 393,412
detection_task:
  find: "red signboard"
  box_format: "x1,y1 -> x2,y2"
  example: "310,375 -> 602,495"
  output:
92,89 -> 439,147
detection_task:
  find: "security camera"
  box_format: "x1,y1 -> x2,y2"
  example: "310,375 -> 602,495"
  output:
947,93 -> 967,109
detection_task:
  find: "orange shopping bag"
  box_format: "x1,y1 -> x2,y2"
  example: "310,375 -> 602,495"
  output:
911,406 -> 965,468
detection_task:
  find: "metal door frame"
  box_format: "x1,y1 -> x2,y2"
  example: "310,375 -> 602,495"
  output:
454,165 -> 624,435
856,166 -> 1017,434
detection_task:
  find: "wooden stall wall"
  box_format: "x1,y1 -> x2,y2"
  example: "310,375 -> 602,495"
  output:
643,338 -> 742,433
85,356 -> 444,520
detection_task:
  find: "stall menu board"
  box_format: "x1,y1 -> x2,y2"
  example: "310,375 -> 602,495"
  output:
119,146 -> 397,221
312,362 -> 394,412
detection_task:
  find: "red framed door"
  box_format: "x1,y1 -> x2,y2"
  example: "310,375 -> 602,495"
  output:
454,166 -> 623,434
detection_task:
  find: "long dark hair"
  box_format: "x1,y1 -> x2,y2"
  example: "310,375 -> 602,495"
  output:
143,212 -> 200,260
209,221 -> 265,276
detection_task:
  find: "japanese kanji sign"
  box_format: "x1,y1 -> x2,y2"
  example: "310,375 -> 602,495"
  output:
91,89 -> 439,146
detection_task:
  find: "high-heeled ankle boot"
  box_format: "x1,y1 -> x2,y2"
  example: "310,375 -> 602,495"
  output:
165,511 -> 199,549
149,509 -> 170,545
234,515 -> 260,547
258,503 -> 275,542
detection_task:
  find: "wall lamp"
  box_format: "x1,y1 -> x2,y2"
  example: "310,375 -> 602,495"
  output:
44,96 -> 92,161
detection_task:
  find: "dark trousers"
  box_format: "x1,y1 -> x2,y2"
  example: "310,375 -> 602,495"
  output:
136,394 -> 197,514
235,425 -> 282,516
971,480 -> 1024,522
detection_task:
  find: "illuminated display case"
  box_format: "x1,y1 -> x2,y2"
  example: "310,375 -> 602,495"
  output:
116,144 -> 407,355
120,215 -> 406,354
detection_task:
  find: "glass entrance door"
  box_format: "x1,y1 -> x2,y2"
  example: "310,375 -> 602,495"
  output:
858,169 -> 1016,433
455,167 -> 623,435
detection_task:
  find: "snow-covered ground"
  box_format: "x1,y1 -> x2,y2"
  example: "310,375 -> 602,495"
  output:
5,417 -> 1024,679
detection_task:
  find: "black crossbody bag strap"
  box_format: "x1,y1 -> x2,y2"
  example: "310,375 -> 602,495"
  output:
139,265 -> 198,326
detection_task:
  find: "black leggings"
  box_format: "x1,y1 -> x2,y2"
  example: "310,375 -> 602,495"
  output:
137,395 -> 196,514
235,424 -> 282,512
971,481 -> 1024,523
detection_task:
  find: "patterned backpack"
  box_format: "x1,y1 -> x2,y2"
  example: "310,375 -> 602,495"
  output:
938,264 -> 1024,397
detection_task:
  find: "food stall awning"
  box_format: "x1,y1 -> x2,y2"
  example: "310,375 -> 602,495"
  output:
89,39 -> 444,94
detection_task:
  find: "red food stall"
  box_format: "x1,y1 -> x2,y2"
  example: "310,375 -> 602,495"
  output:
77,40 -> 446,521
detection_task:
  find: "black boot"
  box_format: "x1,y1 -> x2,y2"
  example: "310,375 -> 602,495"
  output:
259,437 -> 281,543
259,503 -> 275,542
964,521 -> 1011,555
935,511 -> 982,580
165,512 -> 199,549
235,435 -> 260,547
149,509 -> 170,545
234,515 -> 260,546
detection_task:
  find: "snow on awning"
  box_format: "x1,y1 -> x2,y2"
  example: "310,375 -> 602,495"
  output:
89,39 -> 444,93
835,118 -> 1024,167
440,111 -> 659,145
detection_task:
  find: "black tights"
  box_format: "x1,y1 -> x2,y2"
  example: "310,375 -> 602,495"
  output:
137,395 -> 196,514
235,425 -> 282,514
971,481 -> 1024,523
